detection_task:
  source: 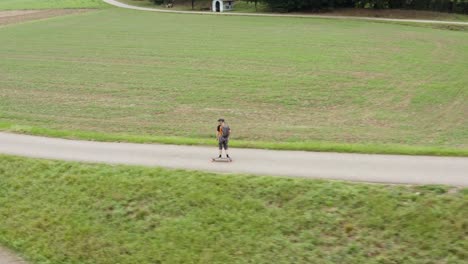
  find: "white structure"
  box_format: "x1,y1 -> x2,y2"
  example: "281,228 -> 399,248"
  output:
212,0 -> 235,12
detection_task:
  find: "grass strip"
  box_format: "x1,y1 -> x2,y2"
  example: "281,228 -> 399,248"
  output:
1,122 -> 466,156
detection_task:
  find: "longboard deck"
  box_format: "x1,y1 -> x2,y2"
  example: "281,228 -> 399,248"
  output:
212,157 -> 233,162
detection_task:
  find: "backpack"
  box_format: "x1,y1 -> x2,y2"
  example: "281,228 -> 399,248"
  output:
220,125 -> 230,138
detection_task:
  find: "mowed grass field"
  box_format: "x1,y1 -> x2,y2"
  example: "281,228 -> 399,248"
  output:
0,155 -> 466,263
0,8 -> 467,154
0,0 -> 108,10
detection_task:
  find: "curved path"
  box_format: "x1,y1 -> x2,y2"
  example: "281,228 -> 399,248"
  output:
0,247 -> 26,264
103,0 -> 468,25
1,132 -> 467,186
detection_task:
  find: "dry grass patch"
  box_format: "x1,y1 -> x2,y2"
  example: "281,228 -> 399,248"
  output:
0,9 -> 92,26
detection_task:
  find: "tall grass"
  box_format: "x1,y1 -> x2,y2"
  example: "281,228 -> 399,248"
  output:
0,155 -> 466,263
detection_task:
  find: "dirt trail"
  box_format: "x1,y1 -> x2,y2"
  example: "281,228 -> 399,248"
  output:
0,9 -> 92,26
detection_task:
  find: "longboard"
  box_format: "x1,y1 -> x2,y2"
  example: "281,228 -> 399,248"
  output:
212,157 -> 233,162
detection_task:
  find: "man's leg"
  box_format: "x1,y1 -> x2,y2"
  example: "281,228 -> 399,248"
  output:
224,140 -> 230,158
218,140 -> 223,158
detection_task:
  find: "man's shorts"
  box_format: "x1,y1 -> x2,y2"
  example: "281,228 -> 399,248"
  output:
218,137 -> 229,150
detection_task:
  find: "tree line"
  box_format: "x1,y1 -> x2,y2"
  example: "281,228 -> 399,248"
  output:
256,0 -> 468,14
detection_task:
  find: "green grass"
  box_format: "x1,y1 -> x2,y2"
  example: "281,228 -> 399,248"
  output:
0,0 -> 109,10
0,155 -> 466,263
116,0 -> 201,10
117,0 -> 270,12
0,8 -> 467,155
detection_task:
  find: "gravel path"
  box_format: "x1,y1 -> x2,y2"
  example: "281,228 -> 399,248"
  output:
1,132 -> 467,186
103,0 -> 468,25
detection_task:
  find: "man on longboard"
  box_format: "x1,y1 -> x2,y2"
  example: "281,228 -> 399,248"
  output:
216,118 -> 231,160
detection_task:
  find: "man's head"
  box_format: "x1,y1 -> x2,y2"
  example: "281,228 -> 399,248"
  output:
218,118 -> 225,126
